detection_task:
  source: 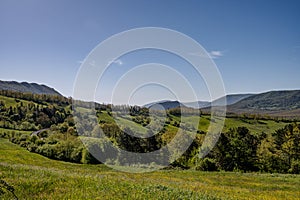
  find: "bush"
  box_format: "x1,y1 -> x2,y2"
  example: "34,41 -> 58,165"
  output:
19,134 -> 30,142
289,160 -> 300,174
196,158 -> 218,171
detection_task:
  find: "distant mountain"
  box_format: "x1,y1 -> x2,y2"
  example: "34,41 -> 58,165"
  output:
0,80 -> 62,96
228,90 -> 300,112
144,94 -> 253,110
211,94 -> 254,107
175,94 -> 254,109
144,100 -> 187,110
143,91 -> 300,118
181,101 -> 210,109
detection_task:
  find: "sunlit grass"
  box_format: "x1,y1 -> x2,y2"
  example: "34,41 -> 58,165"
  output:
0,95 -> 37,107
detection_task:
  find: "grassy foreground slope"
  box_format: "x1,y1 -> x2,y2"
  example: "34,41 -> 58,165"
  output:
1,139 -> 299,200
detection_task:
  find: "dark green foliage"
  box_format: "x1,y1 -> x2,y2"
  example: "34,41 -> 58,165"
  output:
196,158 -> 218,171
210,127 -> 259,172
258,123 -> 300,173
0,94 -> 70,130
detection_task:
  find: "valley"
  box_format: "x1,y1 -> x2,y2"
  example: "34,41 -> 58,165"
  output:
0,82 -> 300,199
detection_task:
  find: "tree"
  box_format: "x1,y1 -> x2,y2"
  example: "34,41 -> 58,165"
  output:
212,127 -> 259,172
258,123 -> 300,173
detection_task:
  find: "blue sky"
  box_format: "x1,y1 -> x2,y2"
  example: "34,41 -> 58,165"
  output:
0,0 -> 299,105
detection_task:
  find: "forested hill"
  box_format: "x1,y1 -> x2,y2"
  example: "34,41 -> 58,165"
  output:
228,90 -> 300,115
0,80 -> 61,96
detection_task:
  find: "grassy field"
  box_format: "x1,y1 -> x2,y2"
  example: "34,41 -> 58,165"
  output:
1,138 -> 299,200
0,95 -> 37,107
171,115 -> 291,134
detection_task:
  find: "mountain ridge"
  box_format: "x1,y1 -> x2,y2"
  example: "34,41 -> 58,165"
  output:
0,80 -> 62,96
227,90 -> 300,114
144,94 -> 254,110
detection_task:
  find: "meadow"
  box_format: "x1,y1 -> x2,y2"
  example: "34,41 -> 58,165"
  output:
1,138 -> 299,200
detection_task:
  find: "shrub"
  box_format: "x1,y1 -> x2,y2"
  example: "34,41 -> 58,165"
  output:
289,159 -> 300,174
196,158 -> 218,171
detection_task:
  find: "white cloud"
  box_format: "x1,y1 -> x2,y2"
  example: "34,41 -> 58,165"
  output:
209,51 -> 223,59
189,50 -> 224,59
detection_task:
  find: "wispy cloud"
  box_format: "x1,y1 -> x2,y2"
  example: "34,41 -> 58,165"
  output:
108,59 -> 123,66
189,50 -> 224,59
209,51 -> 223,59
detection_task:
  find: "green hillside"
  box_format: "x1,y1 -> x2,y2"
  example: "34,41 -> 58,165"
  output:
228,90 -> 300,117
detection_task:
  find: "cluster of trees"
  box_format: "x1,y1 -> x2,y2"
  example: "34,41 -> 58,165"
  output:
2,124 -> 161,165
3,127 -> 85,164
0,100 -> 70,130
258,124 -> 300,173
196,124 -> 300,173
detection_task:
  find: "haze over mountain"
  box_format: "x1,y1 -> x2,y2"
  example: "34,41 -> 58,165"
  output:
0,80 -> 62,96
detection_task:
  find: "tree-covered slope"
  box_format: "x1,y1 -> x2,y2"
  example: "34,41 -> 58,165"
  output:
0,80 -> 61,96
227,90 -> 300,116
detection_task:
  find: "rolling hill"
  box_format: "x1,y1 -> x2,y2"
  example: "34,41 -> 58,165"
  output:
145,91 -> 300,118
227,90 -> 300,117
144,100 -> 187,110
0,80 -> 61,96
144,94 -> 254,110
211,93 -> 254,107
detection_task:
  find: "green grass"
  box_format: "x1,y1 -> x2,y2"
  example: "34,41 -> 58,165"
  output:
0,95 -> 34,107
1,138 -> 299,200
114,115 -> 148,135
98,111 -> 116,124
223,118 -> 290,135
194,115 -> 290,135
